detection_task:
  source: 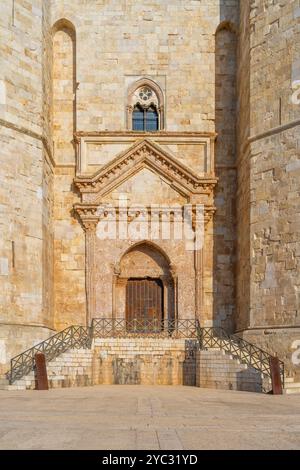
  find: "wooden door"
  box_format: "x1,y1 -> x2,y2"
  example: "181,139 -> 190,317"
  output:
126,278 -> 163,331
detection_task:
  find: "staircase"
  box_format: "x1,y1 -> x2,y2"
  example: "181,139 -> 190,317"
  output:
198,327 -> 285,394
0,319 -> 288,394
197,349 -> 269,392
0,349 -> 93,390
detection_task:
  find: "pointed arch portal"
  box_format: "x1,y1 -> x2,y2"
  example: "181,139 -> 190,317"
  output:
115,242 -> 175,331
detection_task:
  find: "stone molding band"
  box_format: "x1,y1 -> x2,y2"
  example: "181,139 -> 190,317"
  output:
248,118 -> 300,143
0,117 -> 55,169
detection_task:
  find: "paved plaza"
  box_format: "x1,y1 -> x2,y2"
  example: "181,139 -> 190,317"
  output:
0,386 -> 300,450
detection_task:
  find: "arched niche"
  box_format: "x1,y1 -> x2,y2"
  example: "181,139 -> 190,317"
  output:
52,18 -> 76,165
215,22 -> 237,160
216,20 -> 238,35
213,21 -> 237,330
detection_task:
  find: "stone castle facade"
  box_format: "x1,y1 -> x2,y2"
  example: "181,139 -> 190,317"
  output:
0,0 -> 299,378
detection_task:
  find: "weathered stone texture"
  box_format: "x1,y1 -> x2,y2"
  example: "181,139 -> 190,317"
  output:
49,0 -> 238,133
53,168 -> 85,330
235,1 -> 300,375
237,0 -> 300,339
0,0 -> 299,379
236,0 -> 251,331
94,338 -> 196,386
214,23 -> 237,330
0,0 -> 54,371
196,349 -> 264,393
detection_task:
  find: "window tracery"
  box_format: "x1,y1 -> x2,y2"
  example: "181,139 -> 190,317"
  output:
127,79 -> 164,131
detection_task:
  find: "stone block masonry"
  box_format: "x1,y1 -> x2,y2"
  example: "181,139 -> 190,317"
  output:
93,338 -> 197,386
0,0 -> 299,381
196,350 -> 264,393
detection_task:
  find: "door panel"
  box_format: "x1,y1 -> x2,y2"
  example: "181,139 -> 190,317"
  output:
126,278 -> 163,331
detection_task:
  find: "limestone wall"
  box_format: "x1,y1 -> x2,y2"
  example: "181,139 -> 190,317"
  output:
3,0 -> 299,376
248,0 -> 300,331
236,0 -> 300,374
49,0 -> 239,331
0,0 -> 54,372
236,0 -> 251,330
49,0 -> 238,133
53,168 -> 86,330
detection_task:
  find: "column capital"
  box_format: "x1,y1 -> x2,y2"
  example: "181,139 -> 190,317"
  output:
82,218 -> 98,233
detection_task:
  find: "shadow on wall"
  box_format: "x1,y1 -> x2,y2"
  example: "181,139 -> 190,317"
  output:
183,340 -> 197,386
97,340 -> 198,386
236,368 -> 263,393
112,357 -> 142,385
213,13 -> 238,332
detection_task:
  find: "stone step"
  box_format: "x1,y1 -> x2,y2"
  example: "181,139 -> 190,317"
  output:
284,382 -> 300,389
284,387 -> 300,395
284,377 -> 295,384
0,378 -> 9,386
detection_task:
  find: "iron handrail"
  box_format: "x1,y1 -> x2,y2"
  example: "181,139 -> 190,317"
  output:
7,325 -> 91,384
91,317 -> 198,339
197,326 -> 285,392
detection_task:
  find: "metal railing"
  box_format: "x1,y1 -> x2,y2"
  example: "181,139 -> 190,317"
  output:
7,325 -> 91,384
92,317 -> 198,339
6,319 -> 285,393
198,327 -> 285,393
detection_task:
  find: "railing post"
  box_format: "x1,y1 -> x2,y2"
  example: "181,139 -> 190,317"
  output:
269,356 -> 283,395
89,320 -> 94,345
9,359 -> 13,384
198,326 -> 203,349
34,353 -> 49,391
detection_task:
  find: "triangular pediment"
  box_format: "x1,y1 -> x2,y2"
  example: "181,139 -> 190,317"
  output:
74,139 -> 217,203
102,167 -> 188,205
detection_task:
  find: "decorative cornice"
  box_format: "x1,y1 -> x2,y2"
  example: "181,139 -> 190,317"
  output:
248,118 -> 300,144
204,206 -> 216,225
74,204 -> 99,217
0,117 -> 55,169
73,204 -> 99,232
74,202 -> 216,228
75,131 -> 217,138
74,139 -> 217,199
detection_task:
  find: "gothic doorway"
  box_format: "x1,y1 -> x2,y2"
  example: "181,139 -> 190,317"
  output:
125,278 -> 163,331
113,242 -> 176,326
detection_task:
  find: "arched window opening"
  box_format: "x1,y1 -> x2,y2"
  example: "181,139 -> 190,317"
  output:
127,79 -> 164,131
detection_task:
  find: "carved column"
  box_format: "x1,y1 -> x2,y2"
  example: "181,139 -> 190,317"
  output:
169,265 -> 177,324
83,220 -> 98,326
194,206 -> 216,325
195,247 -> 204,322
160,275 -> 169,331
